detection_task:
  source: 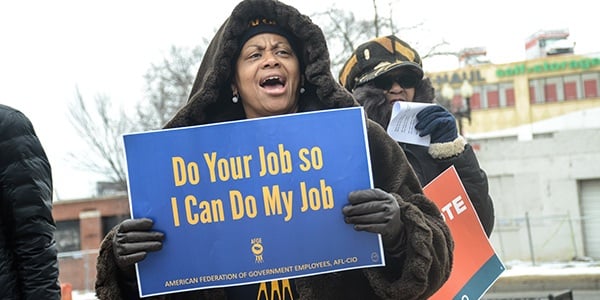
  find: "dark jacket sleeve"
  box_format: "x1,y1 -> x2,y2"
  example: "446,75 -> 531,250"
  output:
0,108 -> 61,299
440,144 -> 495,236
95,228 -> 139,300
361,120 -> 454,300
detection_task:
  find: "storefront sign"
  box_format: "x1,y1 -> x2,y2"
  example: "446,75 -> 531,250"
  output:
431,70 -> 486,86
496,57 -> 600,78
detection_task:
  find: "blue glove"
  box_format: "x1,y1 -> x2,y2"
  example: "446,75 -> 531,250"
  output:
415,105 -> 458,143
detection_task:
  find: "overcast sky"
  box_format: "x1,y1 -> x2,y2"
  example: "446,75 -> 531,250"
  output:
1,0 -> 596,200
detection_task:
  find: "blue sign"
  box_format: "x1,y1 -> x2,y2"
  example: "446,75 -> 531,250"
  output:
123,107 -> 384,297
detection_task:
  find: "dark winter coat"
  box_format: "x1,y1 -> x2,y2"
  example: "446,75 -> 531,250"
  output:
353,79 -> 495,236
95,0 -> 453,299
0,104 -> 61,299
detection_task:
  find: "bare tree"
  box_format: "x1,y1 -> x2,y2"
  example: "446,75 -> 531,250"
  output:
68,45 -> 204,196
134,45 -> 204,130
314,0 -> 453,76
313,8 -> 378,71
68,87 -> 132,193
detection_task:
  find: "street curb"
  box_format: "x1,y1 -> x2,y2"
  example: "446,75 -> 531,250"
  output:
488,273 -> 600,292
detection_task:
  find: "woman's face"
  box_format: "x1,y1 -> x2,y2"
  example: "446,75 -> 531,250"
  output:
383,83 -> 415,103
373,71 -> 417,103
233,33 -> 301,119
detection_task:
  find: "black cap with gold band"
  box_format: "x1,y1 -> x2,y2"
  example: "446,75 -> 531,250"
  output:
339,35 -> 424,92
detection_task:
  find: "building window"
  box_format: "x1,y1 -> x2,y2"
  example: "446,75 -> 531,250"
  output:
55,220 -> 80,252
544,83 -> 557,102
471,92 -> 481,110
582,72 -> 599,98
563,74 -> 580,100
529,72 -> 600,104
505,88 -> 516,106
564,81 -> 578,100
487,87 -> 499,108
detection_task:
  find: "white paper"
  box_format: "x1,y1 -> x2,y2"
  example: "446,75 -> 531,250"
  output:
386,102 -> 435,146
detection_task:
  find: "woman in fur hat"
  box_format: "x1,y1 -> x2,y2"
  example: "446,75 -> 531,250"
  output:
95,2 -> 453,299
339,35 -> 495,236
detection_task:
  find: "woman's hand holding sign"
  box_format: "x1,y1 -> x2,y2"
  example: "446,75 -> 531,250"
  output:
113,218 -> 165,276
343,189 -> 405,256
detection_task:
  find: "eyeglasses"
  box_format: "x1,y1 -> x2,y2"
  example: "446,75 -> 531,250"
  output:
373,73 -> 419,90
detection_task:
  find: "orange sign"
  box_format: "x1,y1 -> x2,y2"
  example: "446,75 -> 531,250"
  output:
424,166 -> 504,300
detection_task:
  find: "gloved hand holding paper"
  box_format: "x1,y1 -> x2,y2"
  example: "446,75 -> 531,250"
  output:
386,101 -> 435,146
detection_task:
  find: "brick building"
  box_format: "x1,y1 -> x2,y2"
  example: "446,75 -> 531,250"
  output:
53,195 -> 130,291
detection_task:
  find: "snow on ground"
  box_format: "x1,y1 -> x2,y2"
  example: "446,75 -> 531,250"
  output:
71,290 -> 98,300
501,259 -> 600,277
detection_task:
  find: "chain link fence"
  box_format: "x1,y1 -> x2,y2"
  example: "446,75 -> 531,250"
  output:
491,213 -> 600,264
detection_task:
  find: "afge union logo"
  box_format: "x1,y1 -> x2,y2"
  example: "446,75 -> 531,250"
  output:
251,237 -> 264,263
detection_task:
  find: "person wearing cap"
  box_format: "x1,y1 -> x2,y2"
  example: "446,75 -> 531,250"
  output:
339,35 -> 495,237
94,1 -> 453,299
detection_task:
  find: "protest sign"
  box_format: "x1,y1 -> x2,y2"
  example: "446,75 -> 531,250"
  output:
424,166 -> 505,300
122,107 -> 384,297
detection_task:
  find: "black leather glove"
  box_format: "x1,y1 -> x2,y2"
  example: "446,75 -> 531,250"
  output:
112,218 -> 165,273
415,105 -> 458,143
342,188 -> 403,252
